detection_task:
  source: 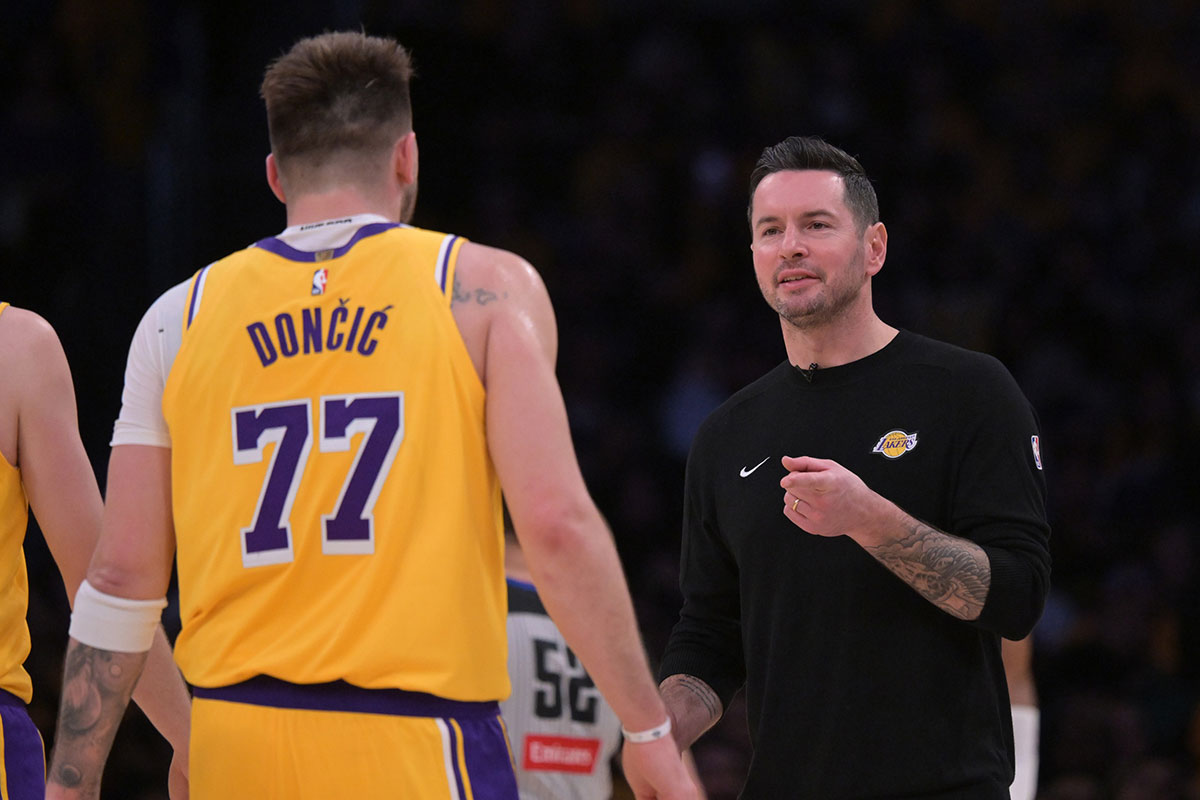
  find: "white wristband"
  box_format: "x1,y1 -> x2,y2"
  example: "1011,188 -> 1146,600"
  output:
69,579 -> 166,653
621,717 -> 672,743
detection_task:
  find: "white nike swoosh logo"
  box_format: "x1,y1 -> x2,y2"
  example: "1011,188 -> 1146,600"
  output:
739,457 -> 770,478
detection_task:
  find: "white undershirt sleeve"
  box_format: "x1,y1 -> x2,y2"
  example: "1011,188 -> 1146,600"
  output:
110,279 -> 190,448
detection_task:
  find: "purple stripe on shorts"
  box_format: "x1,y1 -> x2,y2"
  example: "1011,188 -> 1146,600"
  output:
460,716 -> 519,799
446,721 -> 468,799
192,676 -> 500,719
254,222 -> 400,262
0,690 -> 46,800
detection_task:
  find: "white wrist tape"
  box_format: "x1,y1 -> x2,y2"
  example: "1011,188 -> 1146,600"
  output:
69,579 -> 166,653
621,717 -> 672,744
1010,704 -> 1040,800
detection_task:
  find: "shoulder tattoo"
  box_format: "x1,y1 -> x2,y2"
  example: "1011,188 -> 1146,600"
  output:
452,276 -> 508,307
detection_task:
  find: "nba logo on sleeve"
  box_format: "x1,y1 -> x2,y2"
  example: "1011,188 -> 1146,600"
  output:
1030,435 -> 1043,470
312,268 -> 328,295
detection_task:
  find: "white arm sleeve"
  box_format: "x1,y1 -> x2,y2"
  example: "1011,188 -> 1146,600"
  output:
110,279 -> 190,448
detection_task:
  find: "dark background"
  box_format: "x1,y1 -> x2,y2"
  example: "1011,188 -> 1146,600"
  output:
5,1 -> 1200,797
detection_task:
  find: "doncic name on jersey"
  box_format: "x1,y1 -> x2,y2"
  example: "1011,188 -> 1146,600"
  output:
246,298 -> 392,367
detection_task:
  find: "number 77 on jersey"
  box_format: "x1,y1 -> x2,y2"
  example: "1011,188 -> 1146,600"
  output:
231,392 -> 403,567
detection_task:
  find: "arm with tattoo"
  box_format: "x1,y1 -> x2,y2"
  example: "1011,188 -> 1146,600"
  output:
658,674 -> 724,752
780,455 -> 992,622
47,641 -> 148,799
860,513 -> 991,621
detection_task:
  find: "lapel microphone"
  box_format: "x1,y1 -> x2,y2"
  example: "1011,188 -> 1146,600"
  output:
796,362 -> 819,382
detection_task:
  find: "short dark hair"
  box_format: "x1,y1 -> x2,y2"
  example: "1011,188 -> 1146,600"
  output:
747,136 -> 879,231
261,31 -> 414,170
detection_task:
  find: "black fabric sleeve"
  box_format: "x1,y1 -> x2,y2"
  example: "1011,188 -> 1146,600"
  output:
952,355 -> 1052,639
658,425 -> 746,710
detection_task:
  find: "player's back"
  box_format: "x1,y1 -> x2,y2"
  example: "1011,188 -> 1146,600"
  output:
163,222 -> 507,702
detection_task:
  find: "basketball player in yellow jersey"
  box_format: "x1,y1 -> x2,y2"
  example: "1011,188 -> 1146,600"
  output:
47,31 -> 699,800
0,303 -> 191,799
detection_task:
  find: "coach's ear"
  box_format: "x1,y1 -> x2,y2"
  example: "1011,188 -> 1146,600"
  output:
864,221 -> 887,277
265,153 -> 286,204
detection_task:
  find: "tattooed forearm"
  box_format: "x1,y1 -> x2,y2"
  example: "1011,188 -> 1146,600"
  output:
863,519 -> 991,620
451,276 -> 507,306
48,641 -> 148,795
659,673 -> 724,750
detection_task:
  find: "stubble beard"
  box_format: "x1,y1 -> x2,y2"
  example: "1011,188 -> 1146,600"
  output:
771,247 -> 869,332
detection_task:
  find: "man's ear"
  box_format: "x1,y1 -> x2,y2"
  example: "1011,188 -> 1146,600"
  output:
394,132 -> 418,186
864,221 -> 888,277
265,153 -> 286,204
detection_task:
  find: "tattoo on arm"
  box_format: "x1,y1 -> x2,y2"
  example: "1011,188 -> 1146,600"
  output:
48,641 -> 148,793
659,673 -> 723,749
452,276 -> 471,305
863,519 -> 991,620
451,276 -> 507,307
672,675 -> 721,721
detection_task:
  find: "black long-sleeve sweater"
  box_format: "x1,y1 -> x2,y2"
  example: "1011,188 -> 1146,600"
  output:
660,330 -> 1051,799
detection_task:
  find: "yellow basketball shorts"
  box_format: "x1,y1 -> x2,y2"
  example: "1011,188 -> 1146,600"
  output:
191,677 -> 517,799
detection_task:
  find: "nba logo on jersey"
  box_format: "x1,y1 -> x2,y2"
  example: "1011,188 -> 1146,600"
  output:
311,268 -> 328,295
1030,435 -> 1043,470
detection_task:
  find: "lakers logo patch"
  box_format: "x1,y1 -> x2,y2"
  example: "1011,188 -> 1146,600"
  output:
872,429 -> 918,459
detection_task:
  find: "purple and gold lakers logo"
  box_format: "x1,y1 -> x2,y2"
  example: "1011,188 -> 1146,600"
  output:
871,429 -> 918,459
311,268 -> 328,295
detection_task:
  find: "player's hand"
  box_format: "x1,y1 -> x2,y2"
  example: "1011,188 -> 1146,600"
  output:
780,455 -> 894,544
621,735 -> 702,800
168,747 -> 190,800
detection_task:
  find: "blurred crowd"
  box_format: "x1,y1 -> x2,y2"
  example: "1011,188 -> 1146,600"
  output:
4,1 -> 1199,797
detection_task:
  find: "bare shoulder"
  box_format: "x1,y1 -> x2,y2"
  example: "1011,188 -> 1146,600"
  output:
0,306 -> 65,376
450,242 -> 557,379
0,306 -> 71,465
453,241 -> 548,307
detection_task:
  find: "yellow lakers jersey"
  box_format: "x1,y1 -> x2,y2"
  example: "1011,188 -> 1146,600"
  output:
0,302 -> 33,703
162,224 -> 508,701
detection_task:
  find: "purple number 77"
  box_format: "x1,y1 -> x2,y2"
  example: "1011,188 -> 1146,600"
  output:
231,393 -> 403,567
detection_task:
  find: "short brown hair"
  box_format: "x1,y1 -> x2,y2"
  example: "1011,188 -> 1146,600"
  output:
261,32 -> 414,177
748,136 -> 879,232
